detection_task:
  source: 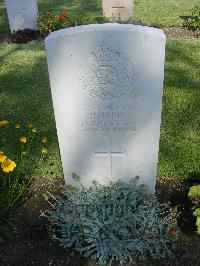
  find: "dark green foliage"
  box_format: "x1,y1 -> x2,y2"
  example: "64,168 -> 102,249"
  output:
10,29 -> 41,43
188,185 -> 200,234
183,5 -> 200,37
43,179 -> 176,264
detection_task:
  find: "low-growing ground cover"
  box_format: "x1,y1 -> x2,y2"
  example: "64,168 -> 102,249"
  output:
0,176 -> 200,265
0,40 -> 199,178
0,0 -> 199,33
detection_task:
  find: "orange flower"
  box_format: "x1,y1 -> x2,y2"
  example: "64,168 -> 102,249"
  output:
58,14 -> 65,20
167,227 -> 174,237
20,136 -> 27,143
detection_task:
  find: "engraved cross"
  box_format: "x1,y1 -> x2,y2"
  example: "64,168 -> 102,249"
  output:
112,0 -> 125,9
94,136 -> 126,179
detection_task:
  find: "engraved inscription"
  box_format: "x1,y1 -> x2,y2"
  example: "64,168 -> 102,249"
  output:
79,47 -> 135,100
80,105 -> 137,132
16,8 -> 28,11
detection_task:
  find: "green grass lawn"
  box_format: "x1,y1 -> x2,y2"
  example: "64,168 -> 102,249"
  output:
0,40 -> 199,179
0,0 -> 199,33
135,0 -> 200,26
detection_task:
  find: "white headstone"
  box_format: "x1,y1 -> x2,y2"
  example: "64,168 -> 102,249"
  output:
5,0 -> 38,32
45,24 -> 166,191
102,0 -> 134,21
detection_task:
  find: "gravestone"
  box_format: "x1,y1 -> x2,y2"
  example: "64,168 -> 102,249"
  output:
5,0 -> 38,32
45,24 -> 166,191
102,0 -> 134,21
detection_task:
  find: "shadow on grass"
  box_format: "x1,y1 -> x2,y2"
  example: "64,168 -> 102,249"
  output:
179,15 -> 195,21
0,43 -> 62,177
157,40 -> 200,232
158,40 -> 200,177
0,40 -> 199,183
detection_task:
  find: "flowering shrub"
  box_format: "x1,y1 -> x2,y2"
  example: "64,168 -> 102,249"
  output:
0,120 -> 48,226
37,9 -> 70,35
188,185 -> 200,234
37,10 -> 101,36
43,178 -> 177,264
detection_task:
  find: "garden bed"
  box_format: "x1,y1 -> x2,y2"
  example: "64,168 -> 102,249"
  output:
0,176 -> 200,266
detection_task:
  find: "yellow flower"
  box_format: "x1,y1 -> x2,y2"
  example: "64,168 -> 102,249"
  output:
20,136 -> 27,143
1,159 -> 16,173
41,137 -> 47,143
27,124 -> 33,128
0,120 -> 9,127
41,147 -> 48,154
32,128 -> 37,133
0,152 -> 7,163
15,124 -> 20,129
21,151 -> 26,156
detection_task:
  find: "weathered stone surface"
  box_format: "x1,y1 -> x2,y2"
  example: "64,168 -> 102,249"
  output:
45,24 -> 166,191
5,0 -> 38,32
102,0 -> 134,21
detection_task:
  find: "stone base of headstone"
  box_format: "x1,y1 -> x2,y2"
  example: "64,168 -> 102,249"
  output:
102,0 -> 134,22
5,0 -> 38,32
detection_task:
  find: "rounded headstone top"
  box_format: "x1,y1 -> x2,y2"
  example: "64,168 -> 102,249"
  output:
45,23 -> 166,42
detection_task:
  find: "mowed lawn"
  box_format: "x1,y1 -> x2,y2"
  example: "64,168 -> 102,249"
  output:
0,40 -> 199,178
135,0 -> 200,26
0,0 -> 199,33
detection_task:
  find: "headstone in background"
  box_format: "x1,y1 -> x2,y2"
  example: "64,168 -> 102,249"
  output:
45,24 -> 166,191
5,0 -> 38,32
102,0 -> 134,21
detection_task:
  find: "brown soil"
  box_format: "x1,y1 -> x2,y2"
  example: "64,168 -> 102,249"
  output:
0,177 -> 86,266
0,176 -> 200,266
163,26 -> 196,39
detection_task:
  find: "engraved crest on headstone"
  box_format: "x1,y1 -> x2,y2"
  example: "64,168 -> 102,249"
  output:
78,47 -> 135,100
